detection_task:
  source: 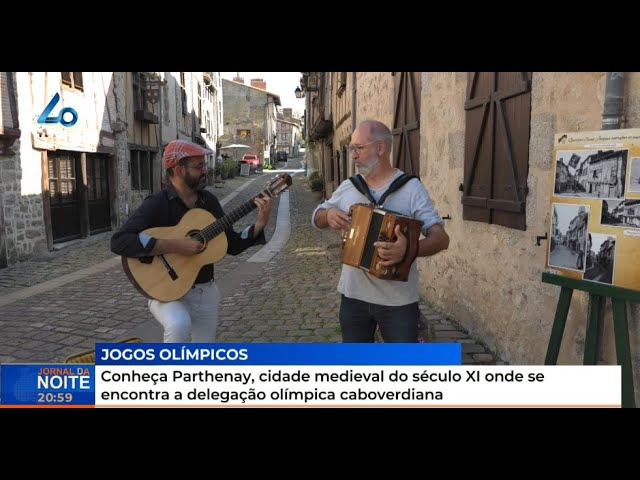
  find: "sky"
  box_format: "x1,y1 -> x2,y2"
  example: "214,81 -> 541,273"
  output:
556,151 -> 590,176
554,203 -> 588,233
220,72 -> 305,115
589,232 -> 615,254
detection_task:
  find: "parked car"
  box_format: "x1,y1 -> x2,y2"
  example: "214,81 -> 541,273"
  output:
240,154 -> 261,172
277,151 -> 288,162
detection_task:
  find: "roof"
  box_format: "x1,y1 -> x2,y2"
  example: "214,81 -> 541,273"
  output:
222,78 -> 281,106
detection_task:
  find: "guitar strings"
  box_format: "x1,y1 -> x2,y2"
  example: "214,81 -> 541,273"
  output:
192,175 -> 289,245
195,190 -> 272,244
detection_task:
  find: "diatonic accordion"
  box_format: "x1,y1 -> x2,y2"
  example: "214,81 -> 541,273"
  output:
340,203 -> 423,281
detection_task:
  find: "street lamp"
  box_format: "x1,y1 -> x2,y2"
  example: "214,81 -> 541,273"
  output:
295,73 -> 320,99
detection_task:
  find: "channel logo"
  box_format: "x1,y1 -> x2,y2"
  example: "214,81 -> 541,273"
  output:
37,92 -> 78,127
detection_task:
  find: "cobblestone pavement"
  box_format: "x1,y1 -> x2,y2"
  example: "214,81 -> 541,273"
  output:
0,158 -> 505,366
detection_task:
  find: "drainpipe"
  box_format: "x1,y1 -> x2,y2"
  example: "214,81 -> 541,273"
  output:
601,72 -> 625,130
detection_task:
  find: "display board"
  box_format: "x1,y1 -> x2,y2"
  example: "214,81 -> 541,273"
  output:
546,128 -> 640,291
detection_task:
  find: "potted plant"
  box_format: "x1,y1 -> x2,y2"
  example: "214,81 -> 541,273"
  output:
309,174 -> 324,200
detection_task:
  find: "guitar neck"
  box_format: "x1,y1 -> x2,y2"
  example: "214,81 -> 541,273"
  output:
200,189 -> 271,242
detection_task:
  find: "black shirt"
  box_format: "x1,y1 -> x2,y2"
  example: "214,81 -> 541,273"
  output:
110,184 -> 266,285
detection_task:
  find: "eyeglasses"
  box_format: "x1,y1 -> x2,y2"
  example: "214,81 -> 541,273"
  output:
348,141 -> 378,154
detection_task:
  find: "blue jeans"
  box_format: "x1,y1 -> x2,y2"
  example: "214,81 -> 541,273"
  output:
339,295 -> 419,343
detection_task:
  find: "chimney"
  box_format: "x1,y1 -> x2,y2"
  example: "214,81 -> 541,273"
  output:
250,78 -> 267,90
233,76 -> 244,84
283,108 -> 292,119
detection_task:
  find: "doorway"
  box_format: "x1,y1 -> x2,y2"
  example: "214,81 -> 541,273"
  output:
87,153 -> 111,234
49,151 -> 81,242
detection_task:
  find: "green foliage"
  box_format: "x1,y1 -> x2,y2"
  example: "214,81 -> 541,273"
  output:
263,163 -> 276,170
222,159 -> 237,179
308,170 -> 323,191
308,170 -> 321,182
310,176 -> 324,192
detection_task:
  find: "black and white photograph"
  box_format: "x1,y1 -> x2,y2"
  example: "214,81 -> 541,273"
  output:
600,199 -> 640,228
549,203 -> 590,272
629,157 -> 640,193
554,149 -> 628,199
583,233 -> 616,284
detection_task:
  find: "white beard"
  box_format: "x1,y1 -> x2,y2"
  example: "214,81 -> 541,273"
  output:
355,157 -> 379,177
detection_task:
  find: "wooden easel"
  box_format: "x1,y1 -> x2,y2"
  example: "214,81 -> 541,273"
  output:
542,272 -> 638,408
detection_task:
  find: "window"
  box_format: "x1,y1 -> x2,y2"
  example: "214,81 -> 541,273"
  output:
197,82 -> 202,125
337,72 -> 347,95
61,72 -> 84,91
132,73 -> 159,123
462,72 -> 532,231
180,72 -> 188,118
133,72 -> 150,112
130,150 -> 154,191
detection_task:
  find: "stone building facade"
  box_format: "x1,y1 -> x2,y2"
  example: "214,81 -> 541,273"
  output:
0,71 -> 222,266
0,72 -> 22,267
1,72 -> 119,264
411,73 -> 639,393
578,150 -> 627,198
304,71 -> 640,403
276,108 -> 302,156
220,78 -> 280,165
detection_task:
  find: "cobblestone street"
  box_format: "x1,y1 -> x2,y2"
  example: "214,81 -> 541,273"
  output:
0,158 -> 505,366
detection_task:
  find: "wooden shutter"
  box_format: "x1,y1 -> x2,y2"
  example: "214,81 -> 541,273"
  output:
462,72 -> 532,230
392,72 -> 421,177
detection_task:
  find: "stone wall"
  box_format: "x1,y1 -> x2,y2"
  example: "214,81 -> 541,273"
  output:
111,72 -> 130,226
416,72 -> 640,404
220,79 -> 268,161
356,72 -> 394,138
0,146 -> 48,263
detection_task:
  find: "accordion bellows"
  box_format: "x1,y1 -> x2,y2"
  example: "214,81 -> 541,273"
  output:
341,203 -> 423,281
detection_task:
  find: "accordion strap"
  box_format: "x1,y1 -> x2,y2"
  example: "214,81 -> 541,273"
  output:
349,173 -> 418,206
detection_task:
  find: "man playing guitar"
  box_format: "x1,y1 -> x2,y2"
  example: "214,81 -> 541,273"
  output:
111,140 -> 272,343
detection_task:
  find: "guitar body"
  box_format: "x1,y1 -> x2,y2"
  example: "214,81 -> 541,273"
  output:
123,208 -> 228,302
120,173 -> 293,302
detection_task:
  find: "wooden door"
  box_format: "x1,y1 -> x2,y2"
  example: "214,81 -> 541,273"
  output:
342,145 -> 349,180
392,72 -> 421,177
49,152 -> 81,242
87,154 -> 111,233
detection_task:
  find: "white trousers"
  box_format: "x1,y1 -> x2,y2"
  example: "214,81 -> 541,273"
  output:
148,281 -> 221,343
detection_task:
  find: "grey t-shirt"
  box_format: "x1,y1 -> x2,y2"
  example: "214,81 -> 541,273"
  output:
311,169 -> 443,306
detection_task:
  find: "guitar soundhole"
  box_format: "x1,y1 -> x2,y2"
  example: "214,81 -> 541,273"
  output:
188,230 -> 206,249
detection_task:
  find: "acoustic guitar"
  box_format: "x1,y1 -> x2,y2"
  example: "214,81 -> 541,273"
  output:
122,173 -> 292,302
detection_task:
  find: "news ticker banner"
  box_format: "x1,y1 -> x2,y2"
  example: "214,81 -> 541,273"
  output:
0,343 -> 621,407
